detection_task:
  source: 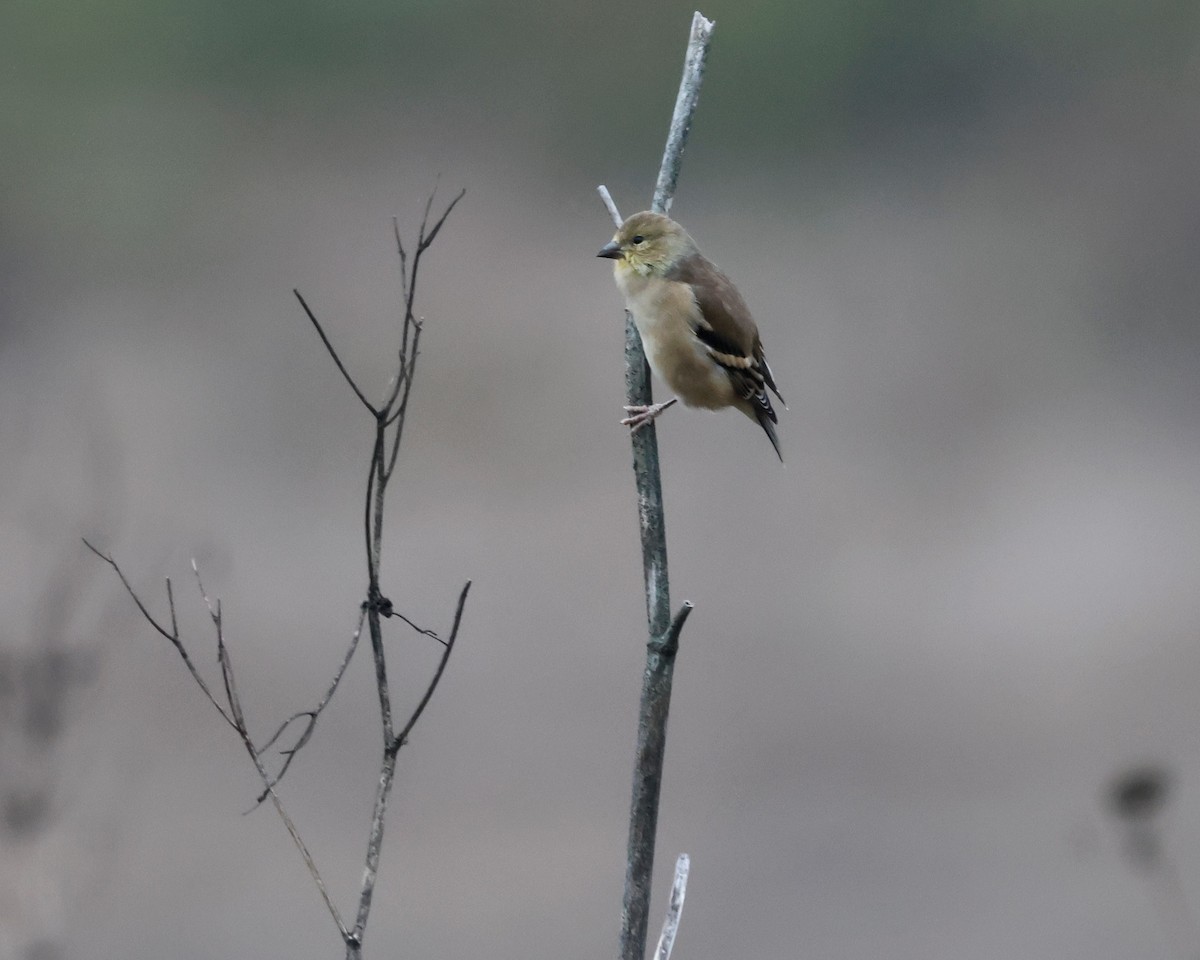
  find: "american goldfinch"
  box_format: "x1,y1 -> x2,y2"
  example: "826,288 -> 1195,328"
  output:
597,211 -> 784,460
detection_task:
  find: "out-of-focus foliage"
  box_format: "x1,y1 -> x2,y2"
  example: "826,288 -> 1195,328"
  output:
3,0 -> 1195,270
5,0 -> 1197,157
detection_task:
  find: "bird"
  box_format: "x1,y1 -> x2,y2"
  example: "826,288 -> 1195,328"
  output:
597,211 -> 784,460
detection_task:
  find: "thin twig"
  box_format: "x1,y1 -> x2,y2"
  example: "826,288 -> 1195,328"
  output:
253,711 -> 317,791
243,730 -> 349,938
391,609 -> 450,648
654,602 -> 693,657
91,188 -> 469,960
653,853 -> 691,960
380,189 -> 462,417
382,322 -> 423,476
265,607 -> 367,753
82,539 -> 237,732
407,188 -> 465,323
363,431 -> 381,567
378,189 -> 463,505
417,187 -> 465,254
598,185 -> 623,228
394,216 -> 410,308
167,576 -> 179,638
251,607 -> 369,805
382,323 -> 420,432
351,581 -> 471,947
90,542 -> 349,938
418,185 -> 437,251
392,214 -> 415,416
190,565 -> 246,732
379,324 -> 413,414
409,187 -> 462,313
294,290 -> 378,416
392,580 -> 471,750
365,469 -> 394,739
189,558 -> 345,932
346,194 -> 467,957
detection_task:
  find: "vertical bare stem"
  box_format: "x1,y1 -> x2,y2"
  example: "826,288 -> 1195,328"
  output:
346,191 -> 464,958
613,12 -> 714,960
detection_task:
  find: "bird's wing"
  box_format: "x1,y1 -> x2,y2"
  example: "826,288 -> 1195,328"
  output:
753,341 -> 783,405
667,255 -> 785,412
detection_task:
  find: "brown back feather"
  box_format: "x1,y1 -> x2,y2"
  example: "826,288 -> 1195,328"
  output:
666,253 -> 785,408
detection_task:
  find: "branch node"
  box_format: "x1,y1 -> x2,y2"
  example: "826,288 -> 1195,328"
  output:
648,601 -> 693,658
363,595 -> 395,619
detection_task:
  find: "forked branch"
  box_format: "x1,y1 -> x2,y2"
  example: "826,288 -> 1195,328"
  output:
598,12 -> 714,960
90,189 -> 470,960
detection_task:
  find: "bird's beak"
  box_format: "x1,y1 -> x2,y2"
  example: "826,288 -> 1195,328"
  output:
596,240 -> 623,260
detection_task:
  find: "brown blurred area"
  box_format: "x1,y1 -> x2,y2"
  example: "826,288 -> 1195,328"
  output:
3,1 -> 1200,957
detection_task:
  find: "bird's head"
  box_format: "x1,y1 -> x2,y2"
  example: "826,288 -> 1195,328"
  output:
597,211 -> 697,277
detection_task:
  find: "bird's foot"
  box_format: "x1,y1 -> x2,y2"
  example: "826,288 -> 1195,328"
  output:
620,398 -> 678,433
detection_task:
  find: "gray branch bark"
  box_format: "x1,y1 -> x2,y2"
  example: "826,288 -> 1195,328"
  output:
600,12 -> 715,960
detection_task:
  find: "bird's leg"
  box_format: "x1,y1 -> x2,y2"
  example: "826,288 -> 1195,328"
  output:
621,397 -> 679,432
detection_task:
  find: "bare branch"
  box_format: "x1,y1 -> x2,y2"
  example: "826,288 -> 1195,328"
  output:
390,609 -> 450,648
251,607 -> 369,804
91,185 -> 469,959
190,560 -> 244,728
294,289 -> 379,416
253,711 -> 317,783
652,14 -> 715,216
382,325 -> 421,432
193,565 -> 349,937
605,13 -> 714,960
418,185 -> 438,247
653,853 -> 691,960
82,540 -> 172,642
166,576 -> 179,639
393,216 -> 410,307
88,541 -> 348,936
349,580 -> 470,950
243,740 -> 349,939
392,580 -> 471,751
382,349 -> 421,479
379,188 -> 463,421
364,495 -> 395,743
83,539 -> 238,732
345,192 -> 468,955
363,432 -> 381,566
418,187 -> 466,253
379,338 -> 413,415
598,185 -> 623,228
405,188 -> 466,324
653,602 -> 693,658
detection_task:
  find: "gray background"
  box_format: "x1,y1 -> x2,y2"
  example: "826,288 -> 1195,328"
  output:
4,1 -> 1200,957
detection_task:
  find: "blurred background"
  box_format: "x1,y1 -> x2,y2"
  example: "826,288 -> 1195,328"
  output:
3,0 -> 1200,957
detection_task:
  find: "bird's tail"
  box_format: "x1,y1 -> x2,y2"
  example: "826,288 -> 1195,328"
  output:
754,403 -> 783,463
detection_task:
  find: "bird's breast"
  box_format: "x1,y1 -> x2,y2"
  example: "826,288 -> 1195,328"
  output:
617,273 -> 737,411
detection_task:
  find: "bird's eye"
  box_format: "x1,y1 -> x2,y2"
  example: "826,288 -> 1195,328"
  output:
631,235 -> 644,245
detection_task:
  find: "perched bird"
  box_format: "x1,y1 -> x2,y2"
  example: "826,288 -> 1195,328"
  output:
597,211 -> 784,461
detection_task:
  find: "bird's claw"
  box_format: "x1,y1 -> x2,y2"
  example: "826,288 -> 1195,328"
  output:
620,398 -> 678,432
621,408 -> 656,433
